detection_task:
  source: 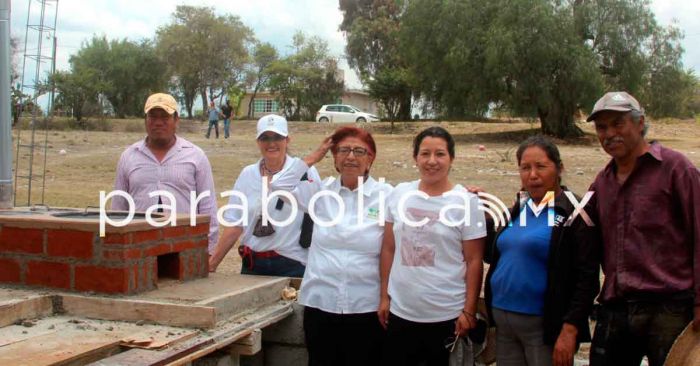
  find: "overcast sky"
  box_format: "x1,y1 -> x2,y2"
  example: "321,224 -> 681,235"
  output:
9,0 -> 700,91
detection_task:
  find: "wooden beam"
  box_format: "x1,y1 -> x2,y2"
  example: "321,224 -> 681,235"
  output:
0,332 -> 122,366
90,302 -> 293,366
196,277 -> 289,322
60,294 -> 217,329
0,295 -> 54,327
229,329 -> 261,356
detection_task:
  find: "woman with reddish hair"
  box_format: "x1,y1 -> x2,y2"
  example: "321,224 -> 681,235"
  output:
271,126 -> 393,366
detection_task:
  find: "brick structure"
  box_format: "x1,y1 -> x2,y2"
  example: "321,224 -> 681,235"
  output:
0,213 -> 209,294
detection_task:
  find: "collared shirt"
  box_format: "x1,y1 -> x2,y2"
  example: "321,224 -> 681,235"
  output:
270,159 -> 393,314
208,107 -> 220,121
589,142 -> 700,305
222,156 -> 320,264
111,136 -> 219,253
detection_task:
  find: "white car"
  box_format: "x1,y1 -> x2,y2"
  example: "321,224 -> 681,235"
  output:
315,104 -> 380,123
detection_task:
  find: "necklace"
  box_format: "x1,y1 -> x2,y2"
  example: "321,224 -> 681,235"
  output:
261,158 -> 285,175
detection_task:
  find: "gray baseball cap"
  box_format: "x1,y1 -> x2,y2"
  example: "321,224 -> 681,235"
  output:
586,91 -> 644,122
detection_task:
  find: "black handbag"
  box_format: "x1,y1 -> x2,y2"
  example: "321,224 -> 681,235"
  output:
268,173 -> 314,248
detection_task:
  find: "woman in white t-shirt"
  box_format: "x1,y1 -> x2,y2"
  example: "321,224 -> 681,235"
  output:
208,114 -> 320,277
379,126 -> 486,366
269,126 -> 393,366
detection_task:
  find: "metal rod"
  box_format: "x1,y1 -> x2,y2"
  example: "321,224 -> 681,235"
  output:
0,0 -> 13,208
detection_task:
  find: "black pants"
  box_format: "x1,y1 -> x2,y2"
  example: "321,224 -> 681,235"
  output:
590,299 -> 693,366
382,313 -> 456,366
303,306 -> 385,366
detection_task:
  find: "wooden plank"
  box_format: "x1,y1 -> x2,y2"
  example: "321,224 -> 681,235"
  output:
0,295 -> 54,327
60,294 -> 217,329
196,277 -> 289,322
0,332 -> 121,366
90,302 -> 293,366
120,329 -> 198,350
229,329 -> 261,356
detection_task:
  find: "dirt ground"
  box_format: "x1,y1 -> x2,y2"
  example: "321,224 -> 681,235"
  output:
10,117 -> 700,275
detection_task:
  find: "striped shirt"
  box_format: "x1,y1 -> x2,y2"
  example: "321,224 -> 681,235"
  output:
111,136 -> 219,253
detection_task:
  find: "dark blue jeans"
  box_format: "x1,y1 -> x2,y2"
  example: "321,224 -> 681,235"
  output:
240,254 -> 305,278
206,120 -> 218,138
590,299 -> 693,366
223,118 -> 230,138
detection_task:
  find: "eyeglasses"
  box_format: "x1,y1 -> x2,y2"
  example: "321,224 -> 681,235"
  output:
258,134 -> 286,143
336,146 -> 368,157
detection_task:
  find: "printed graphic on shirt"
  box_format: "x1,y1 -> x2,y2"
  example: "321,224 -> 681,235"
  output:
400,207 -> 439,267
367,207 -> 379,220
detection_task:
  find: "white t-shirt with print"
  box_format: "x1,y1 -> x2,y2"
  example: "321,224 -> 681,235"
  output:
386,180 -> 486,322
222,155 -> 320,264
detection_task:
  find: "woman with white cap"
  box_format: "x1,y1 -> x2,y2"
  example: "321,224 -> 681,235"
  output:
208,114 -> 320,277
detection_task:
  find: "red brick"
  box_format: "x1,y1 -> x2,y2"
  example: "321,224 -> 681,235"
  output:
144,243 -> 172,257
0,258 -> 21,283
162,226 -> 189,239
131,265 -> 138,291
191,223 -> 209,236
74,265 -> 130,294
26,261 -> 71,289
132,230 -> 160,243
172,240 -> 196,252
47,230 -> 94,259
102,248 -> 142,261
201,253 -> 209,275
194,238 -> 208,249
0,227 -> 44,254
103,233 -> 131,245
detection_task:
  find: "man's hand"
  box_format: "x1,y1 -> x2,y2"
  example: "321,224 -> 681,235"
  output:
693,305 -> 700,331
553,323 -> 577,366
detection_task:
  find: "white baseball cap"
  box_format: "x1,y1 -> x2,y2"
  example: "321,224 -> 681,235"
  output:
256,114 -> 289,139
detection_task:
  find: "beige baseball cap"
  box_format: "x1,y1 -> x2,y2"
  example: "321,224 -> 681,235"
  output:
587,91 -> 644,122
144,93 -> 178,115
256,114 -> 289,139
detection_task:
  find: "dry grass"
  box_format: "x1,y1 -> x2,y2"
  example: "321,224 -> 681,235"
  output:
10,117 -> 700,273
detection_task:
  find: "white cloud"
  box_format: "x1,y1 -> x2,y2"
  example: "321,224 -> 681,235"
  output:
651,0 -> 700,72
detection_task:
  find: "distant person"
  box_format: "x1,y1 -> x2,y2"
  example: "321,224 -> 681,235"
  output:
208,114 -> 321,277
206,101 -> 221,139
586,91 -> 700,366
221,100 -> 233,139
483,135 -> 599,366
379,126 -> 486,366
111,92 -> 219,254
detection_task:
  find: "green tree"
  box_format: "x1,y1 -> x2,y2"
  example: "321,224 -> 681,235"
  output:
642,23 -> 695,118
156,5 -> 253,118
247,42 -> 279,119
70,36 -> 167,118
400,0 -> 691,137
51,70 -> 100,122
399,0 -> 497,120
340,0 -> 412,121
268,32 -> 344,121
10,37 -> 25,126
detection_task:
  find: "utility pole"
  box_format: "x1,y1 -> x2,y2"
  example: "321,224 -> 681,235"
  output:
0,0 -> 13,209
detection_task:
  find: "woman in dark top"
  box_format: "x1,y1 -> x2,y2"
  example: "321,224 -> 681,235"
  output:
484,135 -> 600,366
